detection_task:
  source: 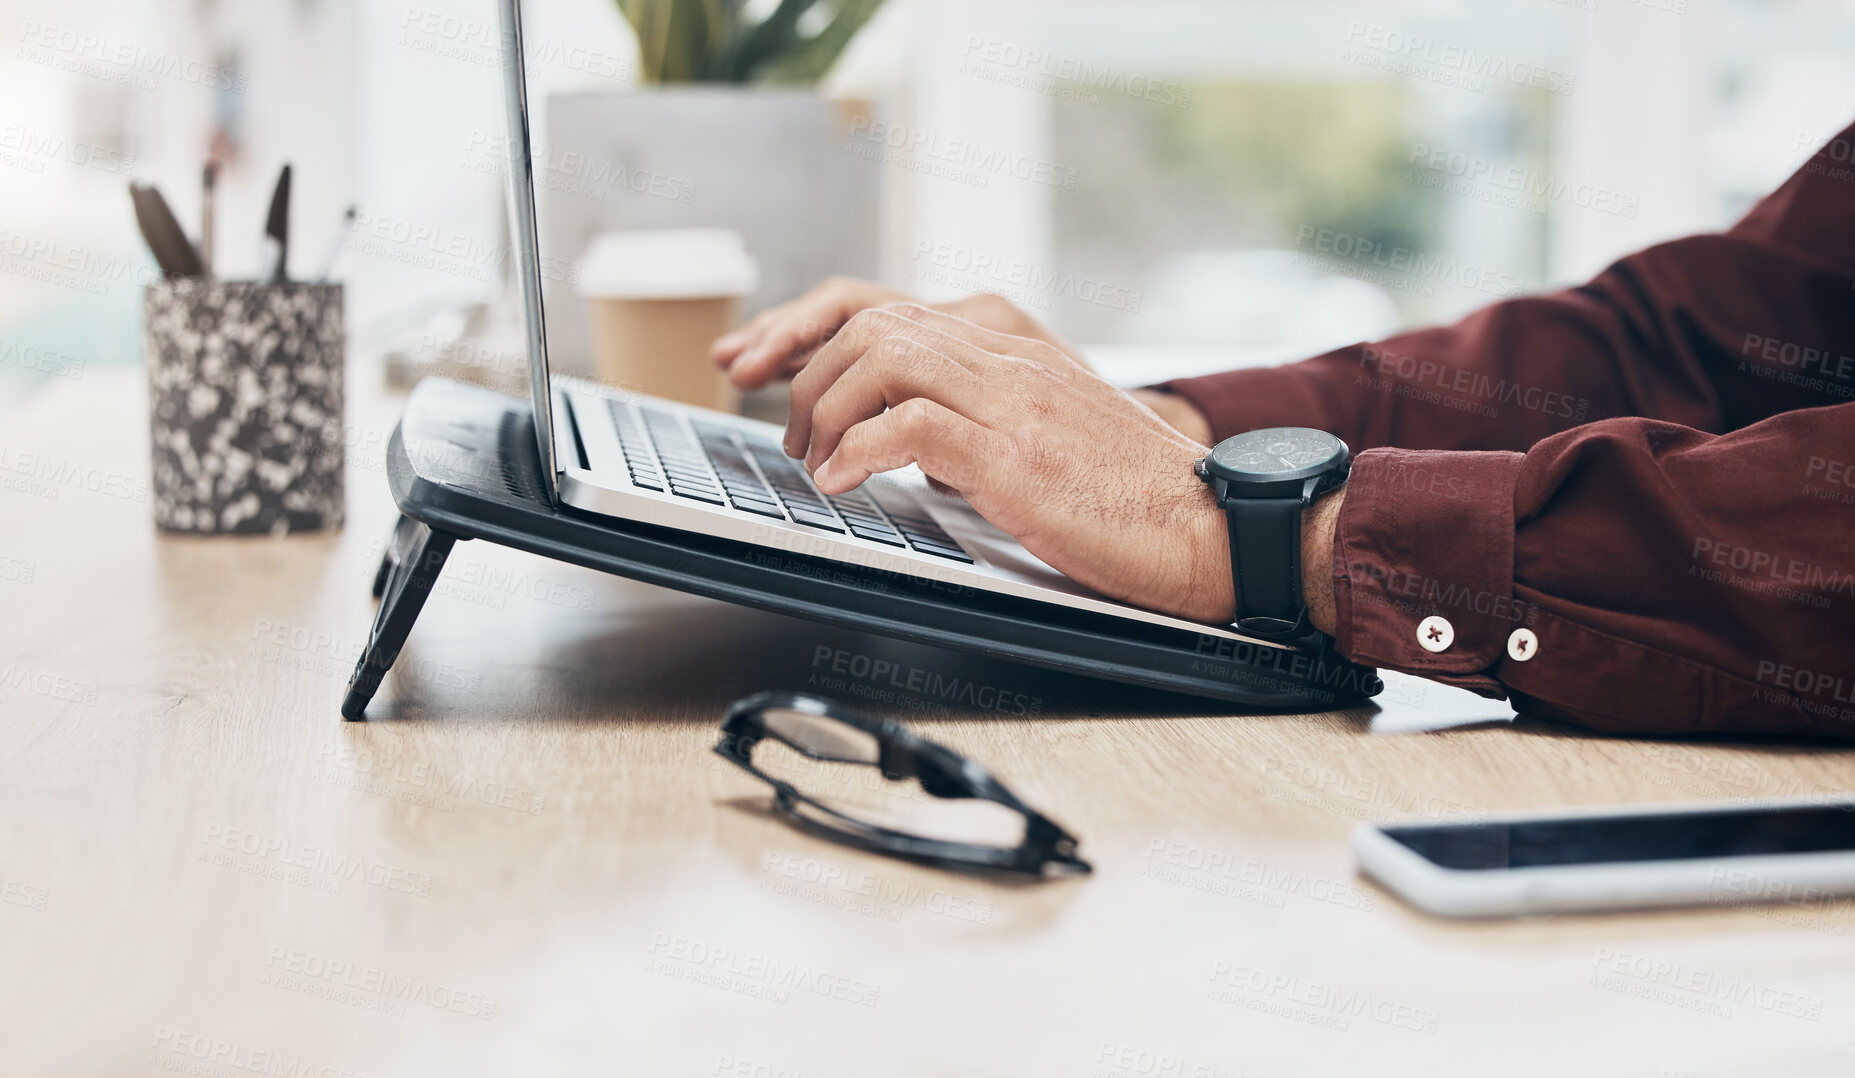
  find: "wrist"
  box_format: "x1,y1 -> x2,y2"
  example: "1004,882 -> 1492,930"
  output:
1181,480 -> 1238,625
1131,388 -> 1213,445
1301,488 -> 1344,637
1180,465 -> 1345,634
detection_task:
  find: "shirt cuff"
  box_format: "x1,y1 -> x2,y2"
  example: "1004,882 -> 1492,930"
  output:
1156,366 -> 1329,444
1330,447 -> 1527,695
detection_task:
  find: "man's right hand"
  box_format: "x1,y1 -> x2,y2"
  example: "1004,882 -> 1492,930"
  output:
710,275 -> 1212,443
710,276 -> 1085,389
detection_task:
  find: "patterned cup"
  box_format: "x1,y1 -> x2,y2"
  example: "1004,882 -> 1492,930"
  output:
144,280 -> 345,534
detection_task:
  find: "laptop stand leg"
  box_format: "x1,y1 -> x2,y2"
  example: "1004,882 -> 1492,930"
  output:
342,515 -> 458,721
372,513 -> 422,598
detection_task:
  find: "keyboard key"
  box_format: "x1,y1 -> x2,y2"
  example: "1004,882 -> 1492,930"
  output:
910,542 -> 973,563
720,478 -> 772,499
847,522 -> 906,546
787,508 -> 846,532
905,530 -> 964,549
763,477 -> 812,496
697,431 -> 779,500
631,402 -> 981,561
730,499 -> 787,519
894,523 -> 960,548
745,444 -> 798,468
904,533 -> 964,552
670,486 -> 726,505
737,436 -> 877,526
786,502 -> 841,522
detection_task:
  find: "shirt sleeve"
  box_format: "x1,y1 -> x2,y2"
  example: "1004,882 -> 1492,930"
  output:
1333,405 -> 1855,738
1161,121 -> 1855,737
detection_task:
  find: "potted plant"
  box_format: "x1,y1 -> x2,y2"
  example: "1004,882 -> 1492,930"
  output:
616,0 -> 885,84
541,0 -> 889,370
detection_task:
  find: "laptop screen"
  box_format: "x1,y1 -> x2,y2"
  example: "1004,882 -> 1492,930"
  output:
495,0 -> 560,501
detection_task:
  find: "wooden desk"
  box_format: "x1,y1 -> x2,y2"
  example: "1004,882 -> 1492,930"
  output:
3,370 -> 1852,1075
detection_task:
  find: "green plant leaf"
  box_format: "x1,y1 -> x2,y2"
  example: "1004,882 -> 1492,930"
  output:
613,0 -> 882,85
756,0 -> 883,84
614,0 -> 662,82
614,0 -> 716,82
724,0 -> 814,83
664,0 -> 724,82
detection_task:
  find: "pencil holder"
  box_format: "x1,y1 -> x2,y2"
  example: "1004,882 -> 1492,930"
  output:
144,280 -> 345,534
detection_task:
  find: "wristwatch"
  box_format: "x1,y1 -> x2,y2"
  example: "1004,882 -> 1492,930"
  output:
1194,427 -> 1351,646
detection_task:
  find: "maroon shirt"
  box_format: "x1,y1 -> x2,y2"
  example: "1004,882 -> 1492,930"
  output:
1163,121 -> 1855,739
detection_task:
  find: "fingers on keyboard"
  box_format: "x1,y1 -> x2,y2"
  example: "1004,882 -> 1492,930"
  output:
625,407 -> 973,559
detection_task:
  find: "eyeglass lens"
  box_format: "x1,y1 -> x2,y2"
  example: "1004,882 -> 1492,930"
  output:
748,707 -> 1028,848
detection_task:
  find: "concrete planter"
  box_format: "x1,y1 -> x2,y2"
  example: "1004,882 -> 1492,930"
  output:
542,88 -> 881,373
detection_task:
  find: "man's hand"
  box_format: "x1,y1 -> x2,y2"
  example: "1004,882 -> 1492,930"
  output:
711,277 -> 1086,390
1128,387 -> 1213,445
787,303 -> 1237,624
713,275 -> 1215,441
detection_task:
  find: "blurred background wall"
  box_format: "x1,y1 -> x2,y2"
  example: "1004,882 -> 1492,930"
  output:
3,0 -> 1853,409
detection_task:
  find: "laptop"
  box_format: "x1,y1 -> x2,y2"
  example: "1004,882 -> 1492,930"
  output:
494,0 -> 1257,647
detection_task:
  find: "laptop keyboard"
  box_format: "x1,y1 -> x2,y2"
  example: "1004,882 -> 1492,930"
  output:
606,399 -> 973,563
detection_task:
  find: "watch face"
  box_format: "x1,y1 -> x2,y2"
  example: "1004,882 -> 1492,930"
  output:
1208,427 -> 1347,479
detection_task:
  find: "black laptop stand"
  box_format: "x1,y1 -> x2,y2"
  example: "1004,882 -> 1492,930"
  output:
341,378 -> 1382,720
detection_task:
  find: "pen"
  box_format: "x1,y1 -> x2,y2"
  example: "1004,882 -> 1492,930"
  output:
312,205 -> 357,282
200,162 -> 216,279
129,182 -> 205,279
263,163 -> 291,284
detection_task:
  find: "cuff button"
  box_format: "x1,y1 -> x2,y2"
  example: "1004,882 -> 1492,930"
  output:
1507,627 -> 1539,662
1416,615 -> 1454,653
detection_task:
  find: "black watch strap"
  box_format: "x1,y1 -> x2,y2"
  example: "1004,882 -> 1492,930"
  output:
1225,495 -> 1304,634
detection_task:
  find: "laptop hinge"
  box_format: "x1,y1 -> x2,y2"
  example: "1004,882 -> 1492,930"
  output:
556,390 -> 591,471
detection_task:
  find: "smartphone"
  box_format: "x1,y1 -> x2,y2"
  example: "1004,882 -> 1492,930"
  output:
1353,797 -> 1855,917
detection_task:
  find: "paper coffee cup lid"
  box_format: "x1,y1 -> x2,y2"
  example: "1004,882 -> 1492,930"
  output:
575,229 -> 759,299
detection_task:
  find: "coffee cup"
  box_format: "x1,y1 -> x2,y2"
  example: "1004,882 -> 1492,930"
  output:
576,229 -> 758,412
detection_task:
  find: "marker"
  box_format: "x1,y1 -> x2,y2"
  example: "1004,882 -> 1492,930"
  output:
200,161 -> 216,278
263,163 -> 291,283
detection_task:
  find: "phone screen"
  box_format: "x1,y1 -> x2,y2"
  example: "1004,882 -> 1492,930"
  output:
1385,802 -> 1855,870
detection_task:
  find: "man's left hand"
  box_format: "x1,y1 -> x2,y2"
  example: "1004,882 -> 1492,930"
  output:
788,303 -> 1237,625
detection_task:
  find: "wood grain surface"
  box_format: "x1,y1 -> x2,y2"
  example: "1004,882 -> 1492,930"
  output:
2,369 -> 1852,1075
